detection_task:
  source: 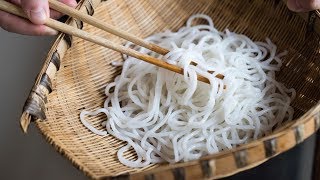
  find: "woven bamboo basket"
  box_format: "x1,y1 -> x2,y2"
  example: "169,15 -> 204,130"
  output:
20,0 -> 320,179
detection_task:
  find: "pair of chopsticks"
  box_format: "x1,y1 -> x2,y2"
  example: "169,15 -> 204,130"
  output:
0,0 -> 224,84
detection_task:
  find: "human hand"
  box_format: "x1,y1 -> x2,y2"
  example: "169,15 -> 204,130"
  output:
0,0 -> 77,36
287,0 -> 320,12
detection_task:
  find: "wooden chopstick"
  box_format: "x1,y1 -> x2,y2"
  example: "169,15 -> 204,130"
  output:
0,0 -> 223,84
48,0 -> 224,80
48,0 -> 170,55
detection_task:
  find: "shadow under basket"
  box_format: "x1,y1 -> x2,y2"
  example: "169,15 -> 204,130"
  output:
21,0 -> 320,179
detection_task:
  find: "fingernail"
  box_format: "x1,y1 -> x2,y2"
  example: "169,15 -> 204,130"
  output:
45,27 -> 58,36
29,8 -> 47,24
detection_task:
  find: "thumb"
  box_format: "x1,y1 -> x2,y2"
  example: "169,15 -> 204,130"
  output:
21,0 -> 49,24
287,0 -> 320,12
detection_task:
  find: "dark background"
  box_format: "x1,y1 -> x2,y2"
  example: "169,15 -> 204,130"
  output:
0,29 -> 316,180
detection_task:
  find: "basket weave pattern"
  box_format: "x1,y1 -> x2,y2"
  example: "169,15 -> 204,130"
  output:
21,0 -> 320,179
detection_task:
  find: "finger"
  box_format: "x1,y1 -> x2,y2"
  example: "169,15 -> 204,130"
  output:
20,0 -> 50,24
287,0 -> 320,12
0,10 -> 57,36
8,0 -> 77,20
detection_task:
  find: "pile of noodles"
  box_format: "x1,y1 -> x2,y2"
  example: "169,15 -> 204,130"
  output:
80,14 -> 296,168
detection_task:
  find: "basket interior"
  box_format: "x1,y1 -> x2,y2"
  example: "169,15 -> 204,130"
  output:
36,0 -> 320,178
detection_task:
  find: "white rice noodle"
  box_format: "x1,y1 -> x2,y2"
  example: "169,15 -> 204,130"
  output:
80,14 -> 295,167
